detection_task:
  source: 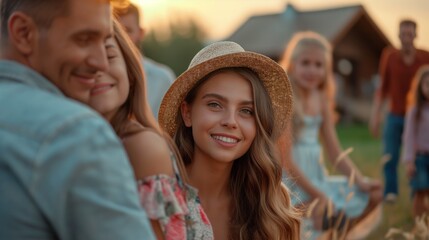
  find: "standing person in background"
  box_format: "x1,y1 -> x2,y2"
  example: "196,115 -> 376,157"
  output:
88,19 -> 213,239
278,31 -> 382,239
402,65 -> 429,218
115,3 -> 176,119
159,41 -> 301,240
369,19 -> 429,202
0,0 -> 155,239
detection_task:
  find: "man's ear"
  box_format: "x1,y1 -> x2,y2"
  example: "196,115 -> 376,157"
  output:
8,12 -> 38,55
181,101 -> 192,127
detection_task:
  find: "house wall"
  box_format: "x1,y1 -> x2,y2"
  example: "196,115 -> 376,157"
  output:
333,29 -> 381,99
331,28 -> 388,123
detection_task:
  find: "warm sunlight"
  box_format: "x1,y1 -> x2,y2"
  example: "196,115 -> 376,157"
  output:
131,0 -> 162,7
130,0 -> 167,20
129,0 -> 172,38
128,0 -> 429,49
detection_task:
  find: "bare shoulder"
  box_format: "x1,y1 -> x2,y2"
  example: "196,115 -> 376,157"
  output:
122,129 -> 174,179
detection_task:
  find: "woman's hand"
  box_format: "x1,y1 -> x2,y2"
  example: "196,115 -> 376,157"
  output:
406,161 -> 416,179
356,177 -> 382,193
356,177 -> 383,205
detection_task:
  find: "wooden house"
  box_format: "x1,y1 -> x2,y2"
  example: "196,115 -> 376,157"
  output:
226,3 -> 392,122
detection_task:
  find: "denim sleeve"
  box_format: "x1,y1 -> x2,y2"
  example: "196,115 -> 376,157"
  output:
32,114 -> 155,240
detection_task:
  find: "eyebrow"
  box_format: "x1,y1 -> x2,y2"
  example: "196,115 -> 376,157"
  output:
202,93 -> 254,105
73,29 -> 112,40
75,30 -> 100,36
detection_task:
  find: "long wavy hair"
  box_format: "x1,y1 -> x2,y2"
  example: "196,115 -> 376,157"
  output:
109,18 -> 188,183
174,67 -> 300,240
279,31 -> 336,139
407,64 -> 429,124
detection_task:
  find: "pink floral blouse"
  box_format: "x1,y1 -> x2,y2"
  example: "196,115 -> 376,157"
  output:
184,185 -> 213,240
137,154 -> 213,240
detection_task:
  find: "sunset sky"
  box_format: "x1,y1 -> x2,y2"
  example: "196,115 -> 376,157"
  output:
130,0 -> 429,50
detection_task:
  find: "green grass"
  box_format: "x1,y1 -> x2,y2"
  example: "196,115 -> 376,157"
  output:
335,124 -> 414,239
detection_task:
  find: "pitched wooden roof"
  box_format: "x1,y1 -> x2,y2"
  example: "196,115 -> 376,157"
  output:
226,3 -> 391,58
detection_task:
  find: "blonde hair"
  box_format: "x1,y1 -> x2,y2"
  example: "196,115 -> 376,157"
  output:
175,67 -> 300,240
110,18 -> 188,183
407,65 -> 429,123
279,31 -> 335,138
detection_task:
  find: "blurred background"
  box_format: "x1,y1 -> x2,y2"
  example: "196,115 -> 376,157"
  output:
130,1 -> 428,238
133,0 -> 429,124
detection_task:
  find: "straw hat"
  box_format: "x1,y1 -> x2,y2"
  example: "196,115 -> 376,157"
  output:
158,41 -> 293,137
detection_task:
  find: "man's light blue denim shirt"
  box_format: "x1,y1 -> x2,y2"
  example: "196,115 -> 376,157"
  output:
0,60 -> 155,240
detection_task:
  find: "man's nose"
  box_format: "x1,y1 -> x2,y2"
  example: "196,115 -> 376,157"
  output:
87,44 -> 109,72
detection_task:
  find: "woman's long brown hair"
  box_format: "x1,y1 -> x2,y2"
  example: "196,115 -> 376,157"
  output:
110,18 -> 188,183
407,65 -> 429,125
174,67 -> 300,239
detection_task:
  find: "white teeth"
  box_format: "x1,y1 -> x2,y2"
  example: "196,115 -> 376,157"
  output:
92,85 -> 112,93
96,85 -> 111,91
212,135 -> 238,143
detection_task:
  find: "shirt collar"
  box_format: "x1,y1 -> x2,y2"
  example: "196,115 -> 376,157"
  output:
0,60 -> 63,97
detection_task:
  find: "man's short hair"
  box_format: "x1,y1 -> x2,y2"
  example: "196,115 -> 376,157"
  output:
400,19 -> 417,29
1,0 -> 70,39
114,3 -> 140,24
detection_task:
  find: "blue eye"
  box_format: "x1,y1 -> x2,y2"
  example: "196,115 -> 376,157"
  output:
207,102 -> 221,108
241,108 -> 253,115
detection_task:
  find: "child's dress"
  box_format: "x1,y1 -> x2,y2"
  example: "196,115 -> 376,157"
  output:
283,115 -> 369,239
138,152 -> 214,240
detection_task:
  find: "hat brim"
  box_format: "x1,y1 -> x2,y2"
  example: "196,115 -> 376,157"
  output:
158,52 -> 293,137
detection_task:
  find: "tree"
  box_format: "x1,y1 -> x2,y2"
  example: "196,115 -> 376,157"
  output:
141,13 -> 207,76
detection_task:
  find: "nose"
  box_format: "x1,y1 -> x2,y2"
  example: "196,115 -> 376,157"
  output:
309,64 -> 319,75
220,109 -> 238,129
87,43 -> 109,73
95,71 -> 103,80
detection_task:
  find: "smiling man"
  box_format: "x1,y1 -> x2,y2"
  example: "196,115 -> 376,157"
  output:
0,0 -> 155,239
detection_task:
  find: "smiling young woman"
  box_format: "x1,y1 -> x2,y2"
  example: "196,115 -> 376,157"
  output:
159,41 -> 301,240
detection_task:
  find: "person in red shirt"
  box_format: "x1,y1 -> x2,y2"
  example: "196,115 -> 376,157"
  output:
369,19 -> 429,203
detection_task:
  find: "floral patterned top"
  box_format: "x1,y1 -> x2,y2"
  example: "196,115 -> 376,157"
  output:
138,175 -> 187,238
184,185 -> 214,240
137,153 -> 213,240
